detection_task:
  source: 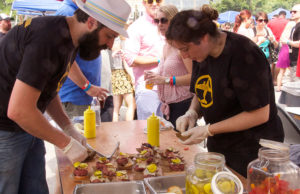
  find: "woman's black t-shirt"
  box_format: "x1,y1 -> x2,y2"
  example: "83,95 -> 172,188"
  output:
190,31 -> 284,151
0,16 -> 76,130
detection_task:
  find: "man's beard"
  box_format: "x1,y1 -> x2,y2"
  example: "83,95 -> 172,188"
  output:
78,28 -> 108,60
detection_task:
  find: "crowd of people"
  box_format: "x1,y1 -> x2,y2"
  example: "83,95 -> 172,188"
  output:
221,5 -> 300,91
0,0 -> 299,193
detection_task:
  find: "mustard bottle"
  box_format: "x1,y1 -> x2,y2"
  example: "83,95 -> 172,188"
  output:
147,113 -> 159,147
84,106 -> 96,138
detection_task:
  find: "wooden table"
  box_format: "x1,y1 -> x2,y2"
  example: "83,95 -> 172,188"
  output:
55,120 -> 246,193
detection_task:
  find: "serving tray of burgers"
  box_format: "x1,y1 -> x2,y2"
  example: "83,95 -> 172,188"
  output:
71,142 -> 186,192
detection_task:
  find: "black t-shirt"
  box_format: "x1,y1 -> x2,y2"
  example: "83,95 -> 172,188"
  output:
0,32 -> 5,42
190,31 -> 283,151
290,22 -> 300,66
0,16 -> 76,130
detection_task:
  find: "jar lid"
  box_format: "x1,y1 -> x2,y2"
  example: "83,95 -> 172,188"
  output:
194,152 -> 225,167
259,139 -> 289,151
211,171 -> 243,194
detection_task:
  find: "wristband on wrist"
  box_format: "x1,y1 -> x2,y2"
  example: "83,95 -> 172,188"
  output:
173,76 -> 176,86
157,59 -> 160,64
287,40 -> 290,45
81,80 -> 90,90
62,137 -> 73,154
83,82 -> 92,92
206,124 -> 213,136
170,76 -> 173,86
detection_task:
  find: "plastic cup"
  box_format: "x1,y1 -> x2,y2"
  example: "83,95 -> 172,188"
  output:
145,82 -> 154,90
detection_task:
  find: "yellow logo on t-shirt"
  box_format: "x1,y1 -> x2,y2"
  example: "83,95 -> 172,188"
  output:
195,75 -> 213,108
24,18 -> 32,28
56,62 -> 71,92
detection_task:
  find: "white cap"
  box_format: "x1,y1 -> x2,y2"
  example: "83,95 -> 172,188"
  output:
0,13 -> 12,21
75,0 -> 131,37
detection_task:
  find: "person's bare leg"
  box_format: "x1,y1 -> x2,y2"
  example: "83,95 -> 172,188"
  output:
112,95 -> 123,122
274,64 -> 280,86
276,68 -> 286,92
123,93 -> 136,121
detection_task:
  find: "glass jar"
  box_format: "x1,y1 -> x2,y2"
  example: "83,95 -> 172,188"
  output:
186,152 -> 225,194
247,147 -> 300,194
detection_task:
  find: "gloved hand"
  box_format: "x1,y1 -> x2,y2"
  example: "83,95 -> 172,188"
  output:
180,124 -> 212,145
62,137 -> 88,163
176,109 -> 198,133
64,124 -> 87,146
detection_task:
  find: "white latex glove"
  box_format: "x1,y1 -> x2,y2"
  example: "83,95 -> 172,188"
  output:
62,137 -> 88,163
64,124 -> 87,146
176,109 -> 198,133
180,124 -> 212,145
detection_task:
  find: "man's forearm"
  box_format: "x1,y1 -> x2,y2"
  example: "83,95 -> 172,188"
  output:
46,94 -> 71,130
14,108 -> 70,149
131,56 -> 160,68
68,61 -> 88,88
7,80 -> 70,149
289,40 -> 300,48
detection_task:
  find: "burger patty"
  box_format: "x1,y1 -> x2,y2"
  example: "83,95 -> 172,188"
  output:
169,163 -> 184,171
74,168 -> 88,176
96,162 -> 107,170
116,157 -> 128,166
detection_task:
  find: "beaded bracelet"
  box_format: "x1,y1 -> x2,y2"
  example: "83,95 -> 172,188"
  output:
170,76 -> 173,86
173,76 -> 176,86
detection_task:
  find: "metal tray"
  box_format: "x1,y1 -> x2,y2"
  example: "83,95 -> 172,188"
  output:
144,174 -> 186,194
73,181 -> 146,194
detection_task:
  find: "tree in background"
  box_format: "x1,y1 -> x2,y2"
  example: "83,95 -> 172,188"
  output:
0,0 -> 13,13
212,0 -> 298,14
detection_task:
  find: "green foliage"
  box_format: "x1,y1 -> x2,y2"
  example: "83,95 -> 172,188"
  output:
0,0 -> 13,14
212,0 -> 298,14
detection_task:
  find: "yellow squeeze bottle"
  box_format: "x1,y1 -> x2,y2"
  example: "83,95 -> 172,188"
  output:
84,106 -> 96,138
147,113 -> 159,146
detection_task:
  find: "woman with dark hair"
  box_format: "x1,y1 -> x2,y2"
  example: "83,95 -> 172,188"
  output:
167,6 -> 284,177
233,9 -> 254,39
253,12 -> 278,59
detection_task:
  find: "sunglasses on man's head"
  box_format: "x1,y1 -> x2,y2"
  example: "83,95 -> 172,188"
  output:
257,19 -> 268,23
290,10 -> 298,14
144,0 -> 162,4
154,17 -> 168,24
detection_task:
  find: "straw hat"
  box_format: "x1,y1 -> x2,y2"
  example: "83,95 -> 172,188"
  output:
75,0 -> 131,37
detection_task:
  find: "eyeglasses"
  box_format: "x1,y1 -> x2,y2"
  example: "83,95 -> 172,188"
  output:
257,19 -> 268,23
144,0 -> 162,4
154,17 -> 168,24
290,10 -> 298,14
